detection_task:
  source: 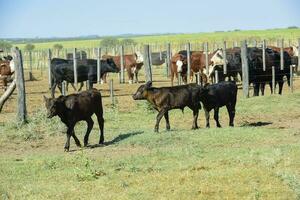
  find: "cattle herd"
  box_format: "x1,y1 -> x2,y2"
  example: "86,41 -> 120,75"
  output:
0,42 -> 299,151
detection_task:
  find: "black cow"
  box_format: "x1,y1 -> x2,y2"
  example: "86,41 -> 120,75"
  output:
132,81 -> 201,132
50,58 -> 119,97
44,89 -> 104,151
150,51 -> 167,66
247,47 -> 291,96
197,81 -> 237,128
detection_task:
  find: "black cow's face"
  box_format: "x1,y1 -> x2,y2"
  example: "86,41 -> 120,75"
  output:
132,81 -> 152,100
106,58 -> 120,72
43,96 -> 58,118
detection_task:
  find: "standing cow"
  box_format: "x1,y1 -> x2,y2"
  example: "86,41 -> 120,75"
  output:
132,81 -> 201,132
197,81 -> 237,128
50,58 -> 119,97
44,89 -> 104,151
102,52 -> 143,84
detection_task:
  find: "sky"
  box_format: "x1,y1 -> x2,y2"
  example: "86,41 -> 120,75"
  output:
0,0 -> 299,38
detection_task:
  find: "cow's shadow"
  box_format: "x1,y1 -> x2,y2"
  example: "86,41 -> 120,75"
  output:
87,131 -> 144,148
240,121 -> 273,127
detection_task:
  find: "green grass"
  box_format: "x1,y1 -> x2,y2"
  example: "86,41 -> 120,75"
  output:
15,28 -> 300,50
0,92 -> 300,199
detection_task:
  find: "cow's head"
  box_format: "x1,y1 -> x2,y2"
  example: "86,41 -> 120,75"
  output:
176,54 -> 187,73
105,58 -> 120,73
44,96 -> 59,118
132,81 -> 152,100
135,51 -> 144,63
292,46 -> 299,57
206,49 -> 227,77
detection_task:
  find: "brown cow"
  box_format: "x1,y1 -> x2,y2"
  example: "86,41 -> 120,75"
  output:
171,50 -> 219,86
0,56 -> 14,90
102,52 -> 143,84
170,53 -> 187,86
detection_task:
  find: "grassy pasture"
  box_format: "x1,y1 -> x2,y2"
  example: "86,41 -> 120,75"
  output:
0,65 -> 300,199
14,28 -> 300,50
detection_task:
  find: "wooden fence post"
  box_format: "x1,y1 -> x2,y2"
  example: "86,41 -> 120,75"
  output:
186,42 -> 191,83
298,38 -> 300,72
272,66 -> 275,94
223,41 -> 227,75
262,40 -> 266,71
120,45 -> 125,84
73,48 -> 78,85
143,45 -> 152,82
13,47 -> 27,123
109,79 -> 115,106
166,43 -> 171,77
97,48 -> 101,84
290,65 -> 293,93
28,51 -> 33,81
204,42 -> 209,78
62,81 -> 67,96
215,70 -> 219,83
48,49 -> 52,89
241,40 -> 249,98
280,39 -> 284,70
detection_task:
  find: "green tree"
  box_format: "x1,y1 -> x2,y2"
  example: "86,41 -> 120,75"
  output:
53,43 -> 63,56
53,43 -> 63,51
24,43 -> 35,51
100,37 -> 119,48
0,40 -> 13,51
120,38 -> 137,46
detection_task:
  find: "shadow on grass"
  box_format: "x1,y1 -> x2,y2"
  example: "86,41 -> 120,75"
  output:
88,131 -> 144,148
240,121 -> 273,127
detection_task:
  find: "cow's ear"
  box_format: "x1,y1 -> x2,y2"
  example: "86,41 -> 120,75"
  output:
65,98 -> 76,110
145,81 -> 152,88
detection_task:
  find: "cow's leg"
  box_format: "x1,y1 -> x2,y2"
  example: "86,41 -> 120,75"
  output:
95,111 -> 104,144
65,125 -> 74,152
70,83 -> 77,91
226,104 -> 235,127
214,107 -> 221,128
51,83 -> 57,98
204,108 -> 210,128
164,111 -> 170,131
253,83 -> 260,96
127,69 -> 133,84
71,130 -> 81,147
155,109 -> 166,132
84,117 -> 94,147
268,82 -> 273,94
192,109 -> 199,129
135,72 -> 139,83
77,82 -> 84,91
260,83 -> 265,96
278,80 -> 284,95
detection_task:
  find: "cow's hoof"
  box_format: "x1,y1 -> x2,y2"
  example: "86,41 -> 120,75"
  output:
154,129 -> 159,133
64,148 -> 69,152
192,127 -> 198,130
99,140 -> 104,144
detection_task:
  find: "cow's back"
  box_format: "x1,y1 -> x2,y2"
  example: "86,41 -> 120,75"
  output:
206,81 -> 237,106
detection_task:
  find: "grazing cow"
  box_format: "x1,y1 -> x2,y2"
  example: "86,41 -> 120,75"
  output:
50,58 -> 119,97
0,55 -> 15,90
132,81 -> 201,132
150,51 -> 167,66
44,89 -> 104,151
102,52 -> 143,84
197,81 -> 237,128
